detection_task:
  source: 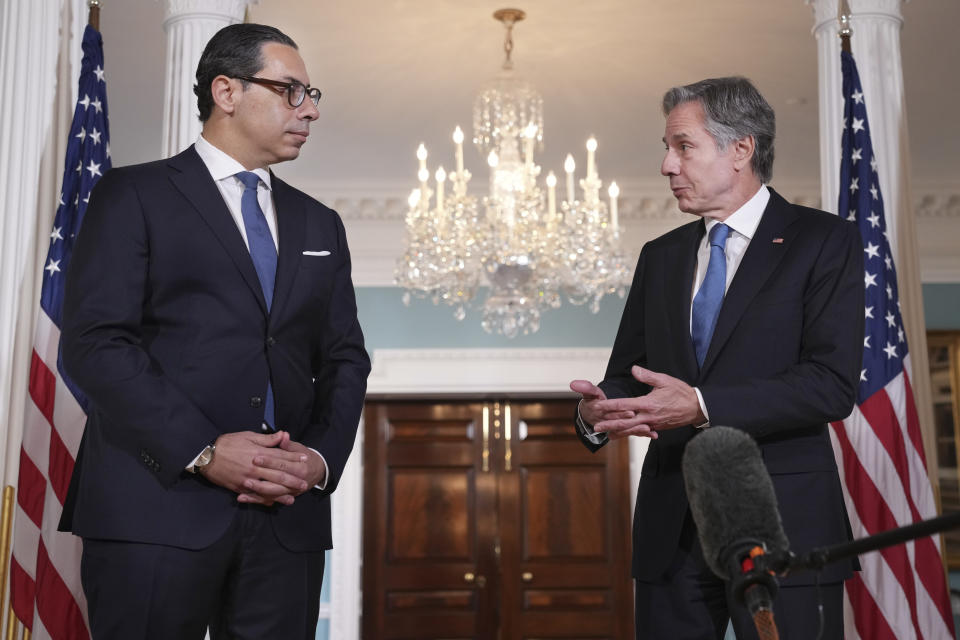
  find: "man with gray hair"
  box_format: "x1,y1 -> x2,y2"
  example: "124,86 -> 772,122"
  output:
570,77 -> 863,638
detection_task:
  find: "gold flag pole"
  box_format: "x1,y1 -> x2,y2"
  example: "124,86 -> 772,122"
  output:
0,487 -> 15,640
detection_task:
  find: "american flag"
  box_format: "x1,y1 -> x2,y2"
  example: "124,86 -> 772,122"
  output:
828,49 -> 954,640
9,25 -> 110,640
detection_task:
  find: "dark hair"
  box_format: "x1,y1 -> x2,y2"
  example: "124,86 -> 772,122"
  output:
194,23 -> 298,122
662,76 -> 776,183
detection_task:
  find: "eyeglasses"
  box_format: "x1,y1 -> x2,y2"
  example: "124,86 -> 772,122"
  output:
234,76 -> 322,108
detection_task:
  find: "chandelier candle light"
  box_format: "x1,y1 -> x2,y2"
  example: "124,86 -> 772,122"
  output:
395,8 -> 631,338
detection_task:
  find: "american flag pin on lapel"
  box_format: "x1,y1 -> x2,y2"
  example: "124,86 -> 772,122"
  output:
772,238 -> 784,244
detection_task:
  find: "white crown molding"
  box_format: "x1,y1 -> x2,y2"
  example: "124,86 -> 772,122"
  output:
307,181 -> 960,222
916,193 -> 960,219
367,347 -> 610,395
919,258 -> 960,284
324,180 -> 960,285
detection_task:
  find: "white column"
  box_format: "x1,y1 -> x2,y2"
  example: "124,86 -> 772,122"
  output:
807,0 -> 937,493
160,0 -> 254,158
330,430 -> 362,640
0,0 -> 62,487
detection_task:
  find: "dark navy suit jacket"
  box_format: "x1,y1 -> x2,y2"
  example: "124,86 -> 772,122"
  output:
59,145 -> 370,553
578,189 -> 864,585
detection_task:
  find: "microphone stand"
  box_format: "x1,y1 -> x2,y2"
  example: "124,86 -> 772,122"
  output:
728,511 -> 960,640
762,511 -> 960,576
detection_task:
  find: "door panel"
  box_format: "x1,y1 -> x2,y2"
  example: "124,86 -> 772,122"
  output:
364,402 -> 498,640
499,401 -> 633,640
364,399 -> 633,640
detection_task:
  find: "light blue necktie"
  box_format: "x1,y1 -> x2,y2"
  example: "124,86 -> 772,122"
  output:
236,171 -> 277,429
691,223 -> 731,367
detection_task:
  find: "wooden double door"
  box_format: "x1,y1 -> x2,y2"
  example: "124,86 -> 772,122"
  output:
363,399 -> 634,640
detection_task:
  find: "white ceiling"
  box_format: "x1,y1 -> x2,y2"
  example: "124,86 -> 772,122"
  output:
100,1 -> 959,198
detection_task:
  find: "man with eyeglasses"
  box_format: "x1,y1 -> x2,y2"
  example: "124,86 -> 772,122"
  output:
58,23 -> 370,639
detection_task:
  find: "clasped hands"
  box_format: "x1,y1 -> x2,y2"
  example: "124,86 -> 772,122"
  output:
570,365 -> 706,440
199,430 -> 326,506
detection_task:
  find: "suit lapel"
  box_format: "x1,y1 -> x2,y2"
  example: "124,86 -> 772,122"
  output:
269,174 -> 306,320
699,189 -> 800,374
167,146 -> 268,314
666,221 -> 703,381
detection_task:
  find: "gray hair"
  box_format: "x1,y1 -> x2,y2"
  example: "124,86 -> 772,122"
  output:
662,77 -> 775,183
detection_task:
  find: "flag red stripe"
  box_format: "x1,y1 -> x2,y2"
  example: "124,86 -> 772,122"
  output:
17,449 -> 46,528
29,350 -> 56,427
9,556 -> 36,630
913,534 -> 954,630
845,573 -> 898,640
857,389 -> 919,520
903,367 -> 953,628
902,369 -> 929,469
831,420 -> 923,639
857,381 -> 953,631
36,539 -> 89,640
48,426 -> 76,506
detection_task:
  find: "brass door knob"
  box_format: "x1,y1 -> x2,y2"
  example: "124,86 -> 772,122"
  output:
464,572 -> 487,588
522,571 -> 533,582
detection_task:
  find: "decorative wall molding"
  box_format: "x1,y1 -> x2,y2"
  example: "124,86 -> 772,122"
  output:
368,347 -> 610,394
321,181 -> 960,286
916,194 -> 960,219
315,187 -> 959,222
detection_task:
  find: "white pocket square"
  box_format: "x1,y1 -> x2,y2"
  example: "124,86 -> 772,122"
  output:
302,250 -> 331,256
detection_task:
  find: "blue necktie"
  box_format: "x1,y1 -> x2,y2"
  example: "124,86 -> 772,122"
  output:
691,223 -> 731,367
236,171 -> 277,429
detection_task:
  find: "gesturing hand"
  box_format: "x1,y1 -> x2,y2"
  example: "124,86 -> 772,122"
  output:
590,366 -> 705,439
569,379 -> 648,437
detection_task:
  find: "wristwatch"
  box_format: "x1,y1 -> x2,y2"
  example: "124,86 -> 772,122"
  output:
192,444 -> 216,474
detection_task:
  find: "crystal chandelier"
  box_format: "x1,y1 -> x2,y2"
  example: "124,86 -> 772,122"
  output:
395,8 -> 631,338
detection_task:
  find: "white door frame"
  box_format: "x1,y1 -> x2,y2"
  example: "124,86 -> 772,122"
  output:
328,347 -> 647,639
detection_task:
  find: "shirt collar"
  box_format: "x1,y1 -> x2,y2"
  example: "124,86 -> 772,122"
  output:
195,134 -> 272,190
704,184 -> 769,240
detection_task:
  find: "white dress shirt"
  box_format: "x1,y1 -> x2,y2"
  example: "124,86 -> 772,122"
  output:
691,185 -> 769,425
193,134 -> 279,251
187,136 -> 328,488
578,185 -> 770,442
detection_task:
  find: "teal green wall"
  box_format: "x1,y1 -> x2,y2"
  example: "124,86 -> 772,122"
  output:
356,284 -> 960,351
923,284 -> 960,330
356,287 -> 626,351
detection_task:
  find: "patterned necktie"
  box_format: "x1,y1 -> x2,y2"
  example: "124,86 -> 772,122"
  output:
691,222 -> 731,367
236,171 -> 277,429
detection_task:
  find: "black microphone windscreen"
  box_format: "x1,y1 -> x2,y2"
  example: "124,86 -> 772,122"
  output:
682,426 -> 790,579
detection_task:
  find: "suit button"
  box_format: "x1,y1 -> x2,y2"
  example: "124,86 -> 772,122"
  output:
250,396 -> 263,408
266,336 -> 276,347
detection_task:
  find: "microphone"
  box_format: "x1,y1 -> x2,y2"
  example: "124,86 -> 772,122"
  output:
682,426 -> 790,640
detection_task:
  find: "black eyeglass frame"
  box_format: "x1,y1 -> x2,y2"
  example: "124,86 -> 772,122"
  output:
234,75 -> 322,108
